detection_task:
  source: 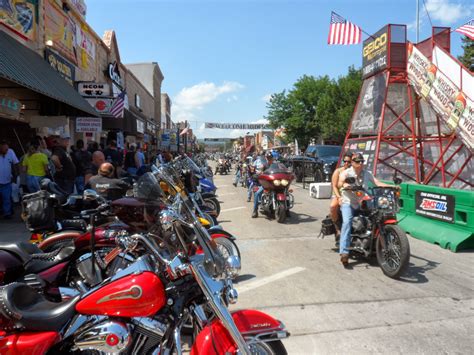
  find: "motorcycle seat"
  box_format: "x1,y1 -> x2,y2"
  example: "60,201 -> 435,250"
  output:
0,282 -> 79,332
60,219 -> 88,231
24,243 -> 75,274
0,241 -> 75,274
0,242 -> 43,263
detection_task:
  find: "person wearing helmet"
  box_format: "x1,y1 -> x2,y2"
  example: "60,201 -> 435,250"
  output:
251,151 -> 274,218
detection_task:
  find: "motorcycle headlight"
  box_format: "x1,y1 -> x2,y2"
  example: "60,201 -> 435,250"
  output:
281,179 -> 289,186
273,179 -> 281,186
377,196 -> 390,209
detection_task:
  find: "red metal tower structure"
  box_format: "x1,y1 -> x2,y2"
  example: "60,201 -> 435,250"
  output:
342,25 -> 473,189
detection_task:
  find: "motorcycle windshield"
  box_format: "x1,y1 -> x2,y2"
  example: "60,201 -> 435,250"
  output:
264,162 -> 291,175
133,172 -> 165,203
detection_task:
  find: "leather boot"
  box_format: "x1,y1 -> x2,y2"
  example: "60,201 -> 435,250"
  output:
340,254 -> 349,267
252,210 -> 258,218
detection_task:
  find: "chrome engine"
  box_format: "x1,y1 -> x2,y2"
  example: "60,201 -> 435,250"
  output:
74,319 -> 132,354
73,317 -> 167,354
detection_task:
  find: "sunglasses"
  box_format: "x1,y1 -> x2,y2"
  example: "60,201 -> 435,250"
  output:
343,160 -> 351,163
352,160 -> 364,164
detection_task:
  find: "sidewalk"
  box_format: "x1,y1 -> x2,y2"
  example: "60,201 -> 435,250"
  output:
0,205 -> 30,243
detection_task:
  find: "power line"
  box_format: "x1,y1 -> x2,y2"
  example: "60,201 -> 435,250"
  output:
421,0 -> 433,28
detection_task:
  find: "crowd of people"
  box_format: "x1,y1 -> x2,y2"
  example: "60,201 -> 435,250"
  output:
0,135 -> 176,219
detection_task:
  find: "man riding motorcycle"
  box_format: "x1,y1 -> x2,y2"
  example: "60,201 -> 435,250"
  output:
251,152 -> 273,218
337,153 -> 395,267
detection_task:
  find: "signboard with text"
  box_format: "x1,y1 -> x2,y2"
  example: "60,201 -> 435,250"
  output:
415,190 -> 455,223
362,25 -> 388,79
76,117 -> 102,132
45,48 -> 75,86
78,83 -> 110,97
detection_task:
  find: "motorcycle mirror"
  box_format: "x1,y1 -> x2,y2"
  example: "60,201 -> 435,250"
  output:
393,177 -> 402,185
83,189 -> 100,201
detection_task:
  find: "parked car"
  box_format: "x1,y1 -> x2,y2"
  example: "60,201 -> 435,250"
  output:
281,145 -> 341,183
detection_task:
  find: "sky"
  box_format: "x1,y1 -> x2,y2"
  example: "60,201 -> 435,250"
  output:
86,0 -> 473,139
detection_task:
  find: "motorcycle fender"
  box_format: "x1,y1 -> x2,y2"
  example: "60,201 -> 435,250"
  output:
276,193 -> 286,201
0,331 -> 60,355
191,309 -> 287,355
384,219 -> 398,225
208,228 -> 236,240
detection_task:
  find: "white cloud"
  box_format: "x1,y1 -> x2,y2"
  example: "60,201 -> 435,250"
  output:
173,81 -> 244,122
425,0 -> 469,25
226,95 -> 239,103
261,94 -> 272,102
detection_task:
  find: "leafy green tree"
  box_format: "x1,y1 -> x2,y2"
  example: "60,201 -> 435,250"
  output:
458,36 -> 474,71
265,67 -> 362,147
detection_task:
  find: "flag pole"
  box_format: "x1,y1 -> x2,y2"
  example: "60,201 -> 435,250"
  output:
416,0 -> 420,43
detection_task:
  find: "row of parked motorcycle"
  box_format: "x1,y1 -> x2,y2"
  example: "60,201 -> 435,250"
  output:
0,156 -> 290,354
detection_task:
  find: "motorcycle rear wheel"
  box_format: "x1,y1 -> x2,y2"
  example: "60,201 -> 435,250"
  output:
376,225 -> 410,279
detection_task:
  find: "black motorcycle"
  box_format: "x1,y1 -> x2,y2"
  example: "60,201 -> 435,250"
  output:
323,178 -> 410,279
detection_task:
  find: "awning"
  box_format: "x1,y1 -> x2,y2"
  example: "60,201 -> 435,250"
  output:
0,30 -> 98,117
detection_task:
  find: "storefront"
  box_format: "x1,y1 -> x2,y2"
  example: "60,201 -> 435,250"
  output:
0,30 -> 98,154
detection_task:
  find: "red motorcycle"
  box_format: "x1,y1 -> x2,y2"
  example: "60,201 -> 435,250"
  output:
0,196 -> 289,354
257,163 -> 295,223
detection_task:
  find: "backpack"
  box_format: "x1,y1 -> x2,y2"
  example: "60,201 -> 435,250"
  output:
22,190 -> 56,232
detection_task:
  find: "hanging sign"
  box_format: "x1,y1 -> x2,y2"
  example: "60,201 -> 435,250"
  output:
78,83 -> 110,97
76,117 -> 102,132
204,122 -> 270,129
458,97 -> 474,150
362,25 -> 388,79
86,98 -> 114,114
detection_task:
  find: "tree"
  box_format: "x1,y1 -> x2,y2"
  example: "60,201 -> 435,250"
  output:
265,66 -> 362,147
458,36 -> 474,71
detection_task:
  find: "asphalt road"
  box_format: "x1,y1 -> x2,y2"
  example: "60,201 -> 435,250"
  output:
213,170 -> 474,354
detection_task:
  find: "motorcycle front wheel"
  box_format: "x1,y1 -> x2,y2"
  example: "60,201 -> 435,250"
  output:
248,340 -> 288,355
276,202 -> 286,223
376,225 -> 410,279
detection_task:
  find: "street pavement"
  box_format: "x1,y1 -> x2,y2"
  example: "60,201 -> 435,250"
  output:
1,175 -> 472,354
214,171 -> 474,354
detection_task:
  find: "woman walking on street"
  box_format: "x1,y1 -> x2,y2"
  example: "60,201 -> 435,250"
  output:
22,141 -> 49,193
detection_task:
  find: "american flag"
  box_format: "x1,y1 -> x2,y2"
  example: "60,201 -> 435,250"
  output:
455,19 -> 474,40
110,91 -> 125,118
328,11 -> 361,45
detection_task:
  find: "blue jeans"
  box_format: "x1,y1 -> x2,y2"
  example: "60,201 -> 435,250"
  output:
253,186 -> 264,212
75,176 -> 85,195
234,170 -> 241,185
247,181 -> 254,200
26,175 -> 44,193
0,183 -> 12,216
340,204 -> 356,254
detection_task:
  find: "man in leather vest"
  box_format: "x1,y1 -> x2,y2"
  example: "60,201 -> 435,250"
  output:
86,163 -> 129,201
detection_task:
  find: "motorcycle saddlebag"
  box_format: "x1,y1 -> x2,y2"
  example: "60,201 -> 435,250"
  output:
320,216 -> 336,236
22,191 -> 55,232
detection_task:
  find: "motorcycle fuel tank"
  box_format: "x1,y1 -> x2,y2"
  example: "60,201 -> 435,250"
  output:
76,271 -> 166,317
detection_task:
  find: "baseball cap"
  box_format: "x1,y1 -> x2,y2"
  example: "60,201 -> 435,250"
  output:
352,153 -> 365,163
60,132 -> 71,139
